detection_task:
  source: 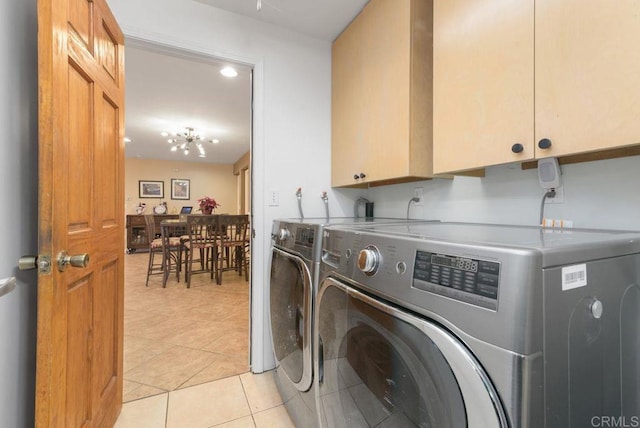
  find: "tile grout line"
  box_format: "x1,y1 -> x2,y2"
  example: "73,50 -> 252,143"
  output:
164,391 -> 170,428
237,374 -> 259,427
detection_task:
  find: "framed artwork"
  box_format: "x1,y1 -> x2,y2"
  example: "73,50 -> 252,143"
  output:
171,178 -> 190,200
139,180 -> 164,198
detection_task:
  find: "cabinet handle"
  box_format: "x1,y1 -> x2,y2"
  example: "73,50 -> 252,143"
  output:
359,173 -> 366,179
511,143 -> 524,154
538,138 -> 552,149
353,174 -> 360,180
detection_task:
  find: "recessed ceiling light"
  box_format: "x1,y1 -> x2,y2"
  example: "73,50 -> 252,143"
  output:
124,137 -> 131,143
220,67 -> 238,78
160,131 -> 169,137
210,139 -> 220,144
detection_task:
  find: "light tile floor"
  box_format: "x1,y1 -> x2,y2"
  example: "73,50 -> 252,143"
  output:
115,372 -> 294,428
123,252 -> 251,401
117,252 -> 293,427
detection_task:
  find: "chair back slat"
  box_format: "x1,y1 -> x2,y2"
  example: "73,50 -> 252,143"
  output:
186,214 -> 219,246
217,214 -> 249,245
144,215 -> 157,240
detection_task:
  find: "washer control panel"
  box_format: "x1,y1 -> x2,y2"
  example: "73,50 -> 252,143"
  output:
294,227 -> 315,248
412,251 -> 500,310
272,221 -> 319,261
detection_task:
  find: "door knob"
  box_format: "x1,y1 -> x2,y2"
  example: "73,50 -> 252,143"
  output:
18,255 -> 52,274
511,143 -> 524,153
57,252 -> 90,272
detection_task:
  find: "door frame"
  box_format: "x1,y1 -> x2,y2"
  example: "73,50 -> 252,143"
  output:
123,36 -> 265,371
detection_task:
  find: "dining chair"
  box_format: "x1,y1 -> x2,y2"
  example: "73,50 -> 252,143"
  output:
182,214 -> 219,288
215,214 -> 250,284
144,215 -> 181,287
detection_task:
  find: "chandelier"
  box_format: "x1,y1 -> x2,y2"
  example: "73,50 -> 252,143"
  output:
162,127 -> 218,158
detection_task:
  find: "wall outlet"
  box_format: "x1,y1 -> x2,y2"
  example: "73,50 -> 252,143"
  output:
268,189 -> 279,206
546,186 -> 564,204
414,187 -> 424,206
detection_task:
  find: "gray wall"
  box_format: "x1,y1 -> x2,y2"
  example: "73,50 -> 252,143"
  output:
339,155 -> 640,231
0,0 -> 38,426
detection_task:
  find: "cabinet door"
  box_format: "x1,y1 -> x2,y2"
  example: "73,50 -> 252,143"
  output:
433,0 -> 535,174
362,0 -> 411,182
332,12 -> 367,187
535,0 -> 640,158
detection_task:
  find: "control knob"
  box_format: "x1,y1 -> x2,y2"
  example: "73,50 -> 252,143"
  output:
278,228 -> 290,241
358,246 -> 380,276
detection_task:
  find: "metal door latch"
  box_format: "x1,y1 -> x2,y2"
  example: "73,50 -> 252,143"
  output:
18,255 -> 52,274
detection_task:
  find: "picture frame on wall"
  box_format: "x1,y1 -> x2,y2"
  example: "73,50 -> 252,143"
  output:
139,180 -> 164,198
171,178 -> 190,200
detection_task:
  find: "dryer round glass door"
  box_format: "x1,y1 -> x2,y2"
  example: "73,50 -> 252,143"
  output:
316,277 -> 508,428
269,247 -> 313,391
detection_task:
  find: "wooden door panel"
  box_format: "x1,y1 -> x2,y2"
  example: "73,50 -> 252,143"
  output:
363,0 -> 411,181
68,0 -> 93,52
68,64 -> 94,232
535,0 -> 640,157
93,260 -> 119,408
433,0 -> 535,173
38,0 -> 124,426
331,14 -> 366,186
96,18 -> 119,82
65,275 -> 93,428
98,95 -> 119,226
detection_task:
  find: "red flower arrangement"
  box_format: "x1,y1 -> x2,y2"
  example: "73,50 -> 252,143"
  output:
197,196 -> 220,214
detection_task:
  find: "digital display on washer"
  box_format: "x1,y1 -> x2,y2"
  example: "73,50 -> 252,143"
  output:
430,254 -> 478,272
295,227 -> 315,248
413,250 -> 500,310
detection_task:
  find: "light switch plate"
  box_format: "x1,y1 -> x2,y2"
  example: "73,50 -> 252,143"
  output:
268,189 -> 279,206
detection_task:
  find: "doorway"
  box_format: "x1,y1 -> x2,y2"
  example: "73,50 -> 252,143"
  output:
121,40 -> 253,402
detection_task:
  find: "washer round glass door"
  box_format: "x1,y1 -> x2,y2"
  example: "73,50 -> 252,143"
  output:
269,247 -> 313,391
316,277 -> 507,428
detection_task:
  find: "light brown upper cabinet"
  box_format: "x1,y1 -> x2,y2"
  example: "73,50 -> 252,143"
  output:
434,0 -> 640,174
332,0 -> 433,188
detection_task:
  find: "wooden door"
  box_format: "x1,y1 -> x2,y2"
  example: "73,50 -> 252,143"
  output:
362,0 -> 411,183
535,0 -> 640,158
37,0 -> 125,426
433,0 -> 535,174
331,9 -> 367,187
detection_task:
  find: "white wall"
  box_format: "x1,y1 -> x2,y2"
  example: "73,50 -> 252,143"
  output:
0,0 -> 38,425
107,0 -> 348,371
109,0 -> 640,376
339,155 -> 640,231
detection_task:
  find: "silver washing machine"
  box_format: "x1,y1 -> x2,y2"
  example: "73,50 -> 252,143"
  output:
269,218 -> 434,427
315,222 -> 640,427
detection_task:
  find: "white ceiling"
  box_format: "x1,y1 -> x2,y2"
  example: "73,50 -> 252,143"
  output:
124,42 -> 252,164
194,0 -> 369,41
125,0 -> 369,164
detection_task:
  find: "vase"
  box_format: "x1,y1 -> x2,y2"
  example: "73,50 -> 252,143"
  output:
202,208 -> 213,215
